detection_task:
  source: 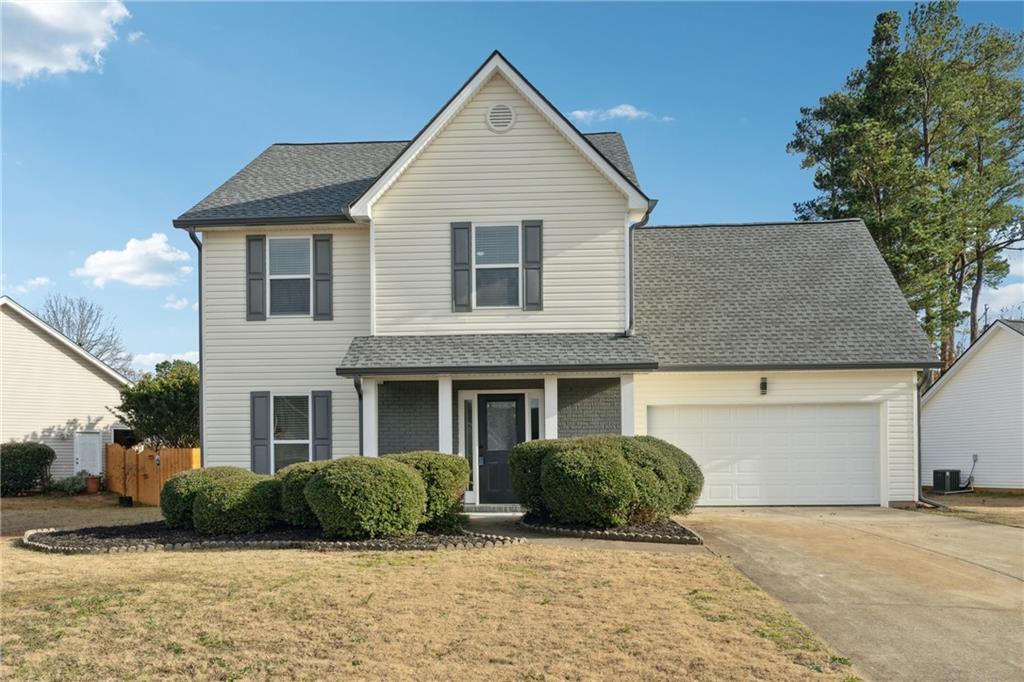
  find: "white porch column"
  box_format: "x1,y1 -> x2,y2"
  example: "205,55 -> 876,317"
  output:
438,375 -> 453,454
620,374 -> 636,436
543,374 -> 558,439
361,378 -> 378,457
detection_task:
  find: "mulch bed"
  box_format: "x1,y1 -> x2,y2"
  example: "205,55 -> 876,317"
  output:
20,522 -> 523,555
519,514 -> 702,545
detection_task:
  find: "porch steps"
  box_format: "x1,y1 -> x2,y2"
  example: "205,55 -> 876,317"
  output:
463,503 -> 524,514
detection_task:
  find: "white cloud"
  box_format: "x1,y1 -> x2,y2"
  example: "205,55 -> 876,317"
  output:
9,275 -> 54,294
162,295 -> 189,311
126,31 -> 144,43
74,233 -> 191,287
130,351 -> 199,370
2,1 -> 131,84
570,104 -> 674,125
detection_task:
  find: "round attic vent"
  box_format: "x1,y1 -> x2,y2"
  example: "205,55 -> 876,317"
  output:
486,103 -> 515,132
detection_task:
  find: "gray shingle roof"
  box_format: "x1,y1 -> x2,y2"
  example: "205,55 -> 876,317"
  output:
633,219 -> 940,369
336,332 -> 658,376
1000,319 -> 1024,336
175,133 -> 638,226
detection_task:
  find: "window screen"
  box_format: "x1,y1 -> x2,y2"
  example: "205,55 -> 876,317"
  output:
273,395 -> 309,472
474,225 -> 520,308
270,239 -> 311,275
268,237 -> 311,315
475,226 -> 518,265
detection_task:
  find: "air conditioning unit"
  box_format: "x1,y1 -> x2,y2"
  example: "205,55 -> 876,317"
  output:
933,469 -> 961,493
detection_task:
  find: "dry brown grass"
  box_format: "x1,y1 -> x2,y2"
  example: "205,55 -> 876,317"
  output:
0,493 -> 163,537
922,491 -> 1024,528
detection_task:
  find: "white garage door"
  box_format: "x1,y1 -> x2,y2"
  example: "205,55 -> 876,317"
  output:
648,403 -> 880,505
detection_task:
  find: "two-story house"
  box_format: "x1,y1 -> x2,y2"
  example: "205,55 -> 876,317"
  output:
174,52 -> 938,509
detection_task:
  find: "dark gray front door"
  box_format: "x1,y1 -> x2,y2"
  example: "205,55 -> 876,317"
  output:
478,394 -> 525,504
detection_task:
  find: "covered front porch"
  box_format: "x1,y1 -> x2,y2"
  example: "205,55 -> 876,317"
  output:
336,332 -> 657,507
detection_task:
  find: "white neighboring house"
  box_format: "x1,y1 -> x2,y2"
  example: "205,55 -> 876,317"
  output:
922,320 -> 1024,491
0,296 -> 131,478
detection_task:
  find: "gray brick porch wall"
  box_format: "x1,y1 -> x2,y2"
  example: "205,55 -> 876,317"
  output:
377,380 -> 438,454
557,378 -> 621,437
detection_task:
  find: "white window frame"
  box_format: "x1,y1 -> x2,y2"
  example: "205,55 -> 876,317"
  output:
471,223 -> 522,310
271,391 -> 312,472
457,389 -> 544,504
266,236 -> 313,318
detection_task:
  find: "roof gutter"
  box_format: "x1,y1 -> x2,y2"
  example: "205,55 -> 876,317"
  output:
625,198 -> 658,337
336,361 -> 659,379
186,227 -> 205,467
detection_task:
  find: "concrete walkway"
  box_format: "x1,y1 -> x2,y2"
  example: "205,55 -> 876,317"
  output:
688,507 -> 1024,682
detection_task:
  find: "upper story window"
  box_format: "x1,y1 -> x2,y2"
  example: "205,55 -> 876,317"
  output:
268,237 -> 311,316
473,225 -> 520,308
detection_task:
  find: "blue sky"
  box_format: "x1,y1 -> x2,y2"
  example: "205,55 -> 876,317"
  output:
2,1 -> 1021,369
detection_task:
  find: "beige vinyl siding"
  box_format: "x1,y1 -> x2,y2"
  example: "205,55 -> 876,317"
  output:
0,306 -> 123,478
633,370 -> 920,503
372,73 -> 628,334
201,226 -> 369,467
922,327 -> 1024,489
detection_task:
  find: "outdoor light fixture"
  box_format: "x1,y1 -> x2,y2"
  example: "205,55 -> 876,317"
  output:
760,377 -> 768,395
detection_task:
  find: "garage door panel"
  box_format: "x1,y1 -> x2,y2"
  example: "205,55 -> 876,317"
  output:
648,404 -> 880,506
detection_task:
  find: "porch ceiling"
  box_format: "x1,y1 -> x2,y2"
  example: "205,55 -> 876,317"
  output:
336,332 -> 658,377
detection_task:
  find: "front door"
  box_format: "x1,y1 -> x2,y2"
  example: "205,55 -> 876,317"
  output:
477,394 -> 525,504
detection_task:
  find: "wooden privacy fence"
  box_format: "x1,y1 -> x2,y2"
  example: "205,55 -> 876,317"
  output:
106,444 -> 201,506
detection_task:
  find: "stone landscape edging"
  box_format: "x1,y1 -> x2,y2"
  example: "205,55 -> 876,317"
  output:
19,527 -> 525,555
518,518 -> 703,545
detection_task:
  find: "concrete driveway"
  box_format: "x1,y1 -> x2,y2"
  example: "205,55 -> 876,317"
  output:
688,507 -> 1024,682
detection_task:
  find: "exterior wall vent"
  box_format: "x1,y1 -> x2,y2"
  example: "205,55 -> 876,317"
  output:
486,103 -> 515,132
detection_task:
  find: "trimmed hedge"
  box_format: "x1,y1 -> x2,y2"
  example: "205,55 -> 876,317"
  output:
276,460 -> 333,528
634,436 -> 704,514
384,451 -> 469,532
510,435 -> 704,528
304,457 -> 426,539
160,467 -> 254,529
1,441 -> 56,496
540,439 -> 638,528
192,473 -> 282,534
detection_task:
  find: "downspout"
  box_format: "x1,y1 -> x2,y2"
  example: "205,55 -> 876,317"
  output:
186,227 -> 204,467
353,375 -> 363,456
917,370 -> 946,510
624,199 -> 658,337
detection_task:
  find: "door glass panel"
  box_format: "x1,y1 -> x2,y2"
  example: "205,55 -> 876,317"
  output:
530,399 -> 540,441
463,399 -> 474,492
485,400 -> 517,451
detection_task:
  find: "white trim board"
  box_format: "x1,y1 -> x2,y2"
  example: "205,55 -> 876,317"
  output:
0,296 -> 131,386
347,51 -> 650,222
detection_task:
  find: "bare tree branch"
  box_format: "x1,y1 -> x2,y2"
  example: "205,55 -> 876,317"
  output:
38,294 -> 138,380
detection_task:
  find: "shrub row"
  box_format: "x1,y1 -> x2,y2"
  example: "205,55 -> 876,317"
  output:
1,442 -> 56,496
510,435 -> 703,528
159,451 -> 470,538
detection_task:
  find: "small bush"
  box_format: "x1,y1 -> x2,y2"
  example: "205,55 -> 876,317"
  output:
634,436 -> 704,514
509,440 -> 552,516
192,472 -> 282,534
539,439 -> 637,528
53,474 -> 86,496
160,466 -> 253,529
276,460 -> 333,528
385,451 -> 469,532
1,441 -> 56,496
304,457 -> 426,539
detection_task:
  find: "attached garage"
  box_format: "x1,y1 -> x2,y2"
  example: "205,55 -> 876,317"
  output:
648,403 -> 880,505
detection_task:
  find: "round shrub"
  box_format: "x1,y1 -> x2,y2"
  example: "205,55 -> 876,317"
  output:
304,457 -> 426,539
635,436 -> 704,514
539,439 -> 637,528
276,460 -> 333,528
160,466 -> 252,529
509,440 -> 554,516
620,438 -> 686,524
192,473 -> 282,534
384,452 -> 469,532
1,441 -> 56,496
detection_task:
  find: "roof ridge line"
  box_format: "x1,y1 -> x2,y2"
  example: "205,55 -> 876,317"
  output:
272,131 -> 619,147
641,218 -> 864,229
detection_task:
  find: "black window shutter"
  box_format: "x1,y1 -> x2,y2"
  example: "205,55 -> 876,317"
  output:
451,222 -> 472,312
246,235 -> 266,321
523,220 -> 543,310
250,391 -> 271,473
313,234 -> 333,320
311,391 -> 332,461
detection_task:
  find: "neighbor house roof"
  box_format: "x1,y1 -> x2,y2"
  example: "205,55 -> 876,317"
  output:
632,219 -> 940,370
173,132 -> 638,228
922,319 -> 1024,404
0,296 -> 131,385
336,332 -> 658,376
